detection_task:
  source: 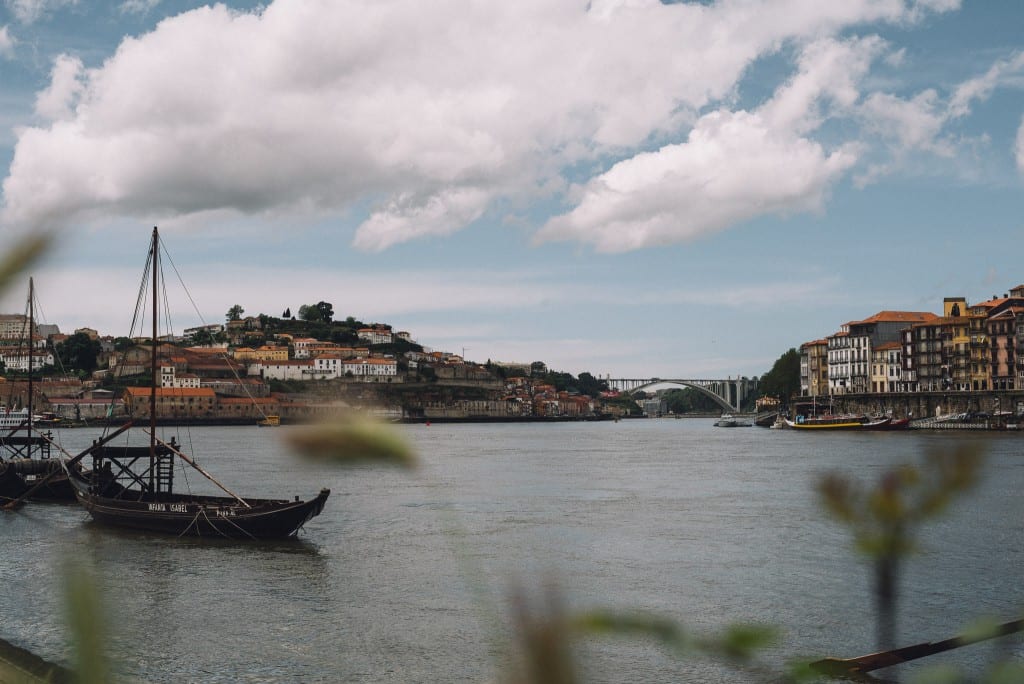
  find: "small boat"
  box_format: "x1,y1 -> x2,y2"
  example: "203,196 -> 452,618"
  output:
257,414 -> 281,427
784,414 -> 892,430
714,413 -> 753,427
66,227 -> 329,539
0,279 -> 76,504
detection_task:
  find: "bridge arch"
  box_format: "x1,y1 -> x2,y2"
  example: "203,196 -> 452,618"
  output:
606,377 -> 758,413
626,380 -> 734,412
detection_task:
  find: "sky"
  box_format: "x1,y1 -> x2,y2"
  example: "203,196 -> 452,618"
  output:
0,0 -> 1022,380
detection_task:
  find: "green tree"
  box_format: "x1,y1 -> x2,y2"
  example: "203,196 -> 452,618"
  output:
759,348 -> 800,404
298,304 -> 322,322
576,372 -> 609,397
56,332 -> 101,373
191,328 -> 214,346
316,301 -> 334,323
226,304 -> 244,321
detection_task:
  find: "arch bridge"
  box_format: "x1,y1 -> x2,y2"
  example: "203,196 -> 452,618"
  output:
605,377 -> 758,413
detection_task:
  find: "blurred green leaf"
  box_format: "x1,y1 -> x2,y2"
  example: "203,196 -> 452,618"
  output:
985,661 -> 1024,684
714,623 -> 779,661
63,562 -> 109,684
0,233 -> 52,295
572,610 -> 688,652
284,417 -> 416,468
907,663 -> 964,684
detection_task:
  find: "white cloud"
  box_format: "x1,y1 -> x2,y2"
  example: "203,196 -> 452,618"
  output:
852,50 -> 1024,185
119,0 -> 159,15
534,37 -> 875,252
0,25 -> 14,58
34,54 -> 85,121
859,89 -> 949,153
353,187 -> 492,252
534,110 -> 857,252
0,0 -> 961,246
1016,116 -> 1024,176
5,0 -> 77,24
948,51 -> 1024,119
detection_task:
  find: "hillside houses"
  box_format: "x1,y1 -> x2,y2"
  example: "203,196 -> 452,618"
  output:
0,307 -> 612,422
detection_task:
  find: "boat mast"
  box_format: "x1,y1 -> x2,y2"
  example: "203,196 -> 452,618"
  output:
150,227 -> 158,494
27,277 -> 34,457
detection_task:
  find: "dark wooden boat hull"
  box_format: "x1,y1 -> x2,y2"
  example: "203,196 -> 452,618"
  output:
0,459 -> 76,503
68,468 -> 329,539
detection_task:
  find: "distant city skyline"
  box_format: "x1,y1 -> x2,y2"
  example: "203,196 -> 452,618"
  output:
1,1 -> 1022,378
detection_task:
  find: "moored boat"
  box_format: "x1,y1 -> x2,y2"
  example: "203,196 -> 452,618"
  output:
66,227 -> 329,539
0,279 -> 76,504
714,413 -> 753,427
784,414 -> 892,430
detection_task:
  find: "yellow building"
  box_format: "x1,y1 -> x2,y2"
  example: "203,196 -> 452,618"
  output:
233,345 -> 289,362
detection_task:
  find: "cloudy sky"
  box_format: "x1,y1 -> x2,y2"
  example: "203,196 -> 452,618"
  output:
0,0 -> 1022,379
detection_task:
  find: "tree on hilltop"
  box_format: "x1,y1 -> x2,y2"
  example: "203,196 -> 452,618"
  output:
298,301 -> 334,323
226,304 -> 244,321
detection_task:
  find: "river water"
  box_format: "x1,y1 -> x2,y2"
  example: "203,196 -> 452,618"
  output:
1,420 -> 1022,682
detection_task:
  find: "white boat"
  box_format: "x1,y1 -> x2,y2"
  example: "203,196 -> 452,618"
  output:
715,413 -> 753,427
0,407 -> 31,430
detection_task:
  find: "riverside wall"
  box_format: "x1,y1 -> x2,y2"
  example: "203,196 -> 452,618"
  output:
816,391 -> 1024,419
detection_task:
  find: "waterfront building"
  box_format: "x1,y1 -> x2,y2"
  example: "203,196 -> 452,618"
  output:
1017,308 -> 1024,390
910,319 -> 947,391
257,359 -> 317,381
826,328 -> 850,394
987,307 -> 1022,391
870,341 -> 901,393
799,339 -> 828,397
847,311 -> 937,394
122,386 -> 217,418
899,327 -> 920,393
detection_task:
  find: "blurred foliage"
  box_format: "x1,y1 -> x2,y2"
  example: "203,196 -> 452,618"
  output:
63,562 -> 108,684
818,444 -> 984,560
0,233 -> 51,297
284,415 -> 417,468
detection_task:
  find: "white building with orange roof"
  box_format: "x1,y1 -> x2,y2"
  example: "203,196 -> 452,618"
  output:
255,359 -> 318,381
292,338 -> 320,359
357,327 -> 393,345
343,357 -> 398,378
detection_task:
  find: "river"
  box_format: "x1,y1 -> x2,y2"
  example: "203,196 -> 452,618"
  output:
1,420 -> 1022,682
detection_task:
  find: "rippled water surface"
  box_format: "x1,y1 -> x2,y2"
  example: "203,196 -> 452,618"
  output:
2,421 -> 1022,682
